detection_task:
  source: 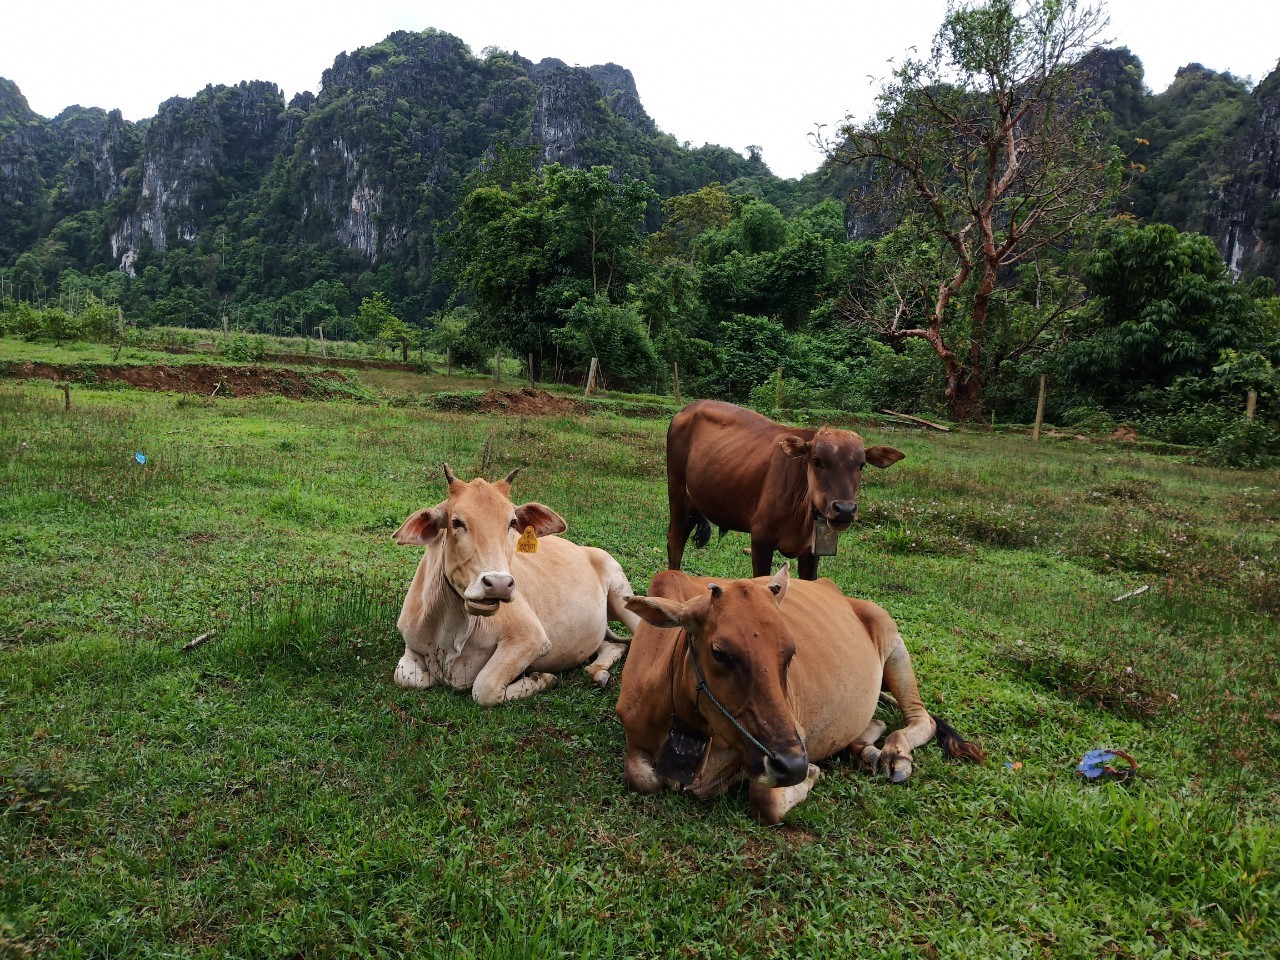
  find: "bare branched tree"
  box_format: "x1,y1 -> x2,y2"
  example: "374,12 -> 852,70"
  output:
825,0 -> 1121,419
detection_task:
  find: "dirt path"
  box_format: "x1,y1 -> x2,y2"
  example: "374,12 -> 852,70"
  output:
3,360 -> 348,399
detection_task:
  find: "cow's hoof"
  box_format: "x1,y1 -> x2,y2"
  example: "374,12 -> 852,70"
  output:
535,672 -> 559,690
856,745 -> 882,773
880,752 -> 913,783
587,667 -> 611,689
394,653 -> 432,689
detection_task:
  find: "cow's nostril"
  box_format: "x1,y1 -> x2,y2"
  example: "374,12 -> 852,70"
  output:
833,501 -> 857,518
767,750 -> 810,787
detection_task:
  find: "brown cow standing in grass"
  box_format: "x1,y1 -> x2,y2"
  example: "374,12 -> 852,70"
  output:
392,466 -> 640,705
665,400 -> 904,580
616,566 -> 983,823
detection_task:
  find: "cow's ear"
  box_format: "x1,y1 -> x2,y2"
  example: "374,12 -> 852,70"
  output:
767,564 -> 790,607
514,502 -> 567,537
394,507 -> 446,545
866,446 -> 905,468
779,435 -> 810,458
624,595 -> 684,629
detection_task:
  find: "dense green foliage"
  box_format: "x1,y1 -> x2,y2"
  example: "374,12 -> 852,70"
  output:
2,5 -> 1278,449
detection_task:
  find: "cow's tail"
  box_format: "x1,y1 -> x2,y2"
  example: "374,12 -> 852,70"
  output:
691,513 -> 712,549
878,691 -> 984,765
932,714 -> 986,765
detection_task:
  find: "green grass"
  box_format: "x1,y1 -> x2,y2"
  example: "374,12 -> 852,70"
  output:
1,374 -> 1277,958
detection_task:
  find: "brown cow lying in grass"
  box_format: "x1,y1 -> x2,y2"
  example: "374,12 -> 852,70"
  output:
617,566 -> 983,823
392,466 -> 640,705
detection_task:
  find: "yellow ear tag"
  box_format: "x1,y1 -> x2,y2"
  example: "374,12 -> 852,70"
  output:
516,526 -> 538,554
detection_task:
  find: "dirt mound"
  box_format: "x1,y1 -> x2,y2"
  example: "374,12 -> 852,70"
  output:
479,387 -> 586,416
5,360 -> 347,399
1110,425 -> 1140,442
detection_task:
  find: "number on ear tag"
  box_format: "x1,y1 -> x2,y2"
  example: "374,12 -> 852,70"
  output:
516,526 -> 538,554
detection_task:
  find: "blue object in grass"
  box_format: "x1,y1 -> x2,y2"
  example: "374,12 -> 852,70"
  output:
1077,749 -> 1117,779
1076,748 -> 1137,782
135,452 -> 147,465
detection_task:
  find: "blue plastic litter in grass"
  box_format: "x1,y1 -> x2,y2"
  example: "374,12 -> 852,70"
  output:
1077,749 -> 1116,778
134,452 -> 147,465
1076,748 -> 1137,782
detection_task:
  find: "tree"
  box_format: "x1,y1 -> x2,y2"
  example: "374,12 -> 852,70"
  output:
827,0 -> 1120,419
645,183 -> 734,264
1067,220 -> 1274,401
355,292 -> 398,340
379,316 -> 420,362
444,164 -> 655,379
545,165 -> 657,302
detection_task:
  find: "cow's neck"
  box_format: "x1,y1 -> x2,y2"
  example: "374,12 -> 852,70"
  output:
669,629 -> 714,736
780,455 -> 814,528
419,544 -> 481,655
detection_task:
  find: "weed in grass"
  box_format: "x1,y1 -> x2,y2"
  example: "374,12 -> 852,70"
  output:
1000,636 -> 1167,720
0,764 -> 93,816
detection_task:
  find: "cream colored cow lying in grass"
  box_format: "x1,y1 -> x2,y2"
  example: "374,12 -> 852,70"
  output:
392,466 -> 639,705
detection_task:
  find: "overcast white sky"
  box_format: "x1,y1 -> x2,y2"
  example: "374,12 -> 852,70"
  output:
4,1 -> 1278,180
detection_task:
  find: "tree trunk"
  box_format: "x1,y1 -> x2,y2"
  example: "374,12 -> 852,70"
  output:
946,368 -> 984,422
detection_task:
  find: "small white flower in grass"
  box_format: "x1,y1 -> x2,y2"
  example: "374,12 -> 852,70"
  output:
1016,639 -> 1024,647
1125,667 -> 1133,675
1170,693 -> 1179,701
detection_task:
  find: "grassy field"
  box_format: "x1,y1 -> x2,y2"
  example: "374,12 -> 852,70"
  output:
1,364 -> 1278,958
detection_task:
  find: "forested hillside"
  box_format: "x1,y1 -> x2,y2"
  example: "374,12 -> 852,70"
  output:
0,30 -> 786,327
2,6 -> 1278,460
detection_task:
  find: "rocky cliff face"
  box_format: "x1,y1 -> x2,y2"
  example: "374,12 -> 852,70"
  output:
0,28 -> 758,301
1212,64 -> 1280,283
110,81 -> 285,272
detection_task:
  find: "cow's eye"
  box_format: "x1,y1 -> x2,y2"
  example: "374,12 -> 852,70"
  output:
451,518 -> 466,531
710,647 -> 732,666
813,458 -> 824,469
509,518 -> 519,529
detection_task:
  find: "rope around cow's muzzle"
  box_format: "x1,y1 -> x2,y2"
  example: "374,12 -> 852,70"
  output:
680,629 -> 789,768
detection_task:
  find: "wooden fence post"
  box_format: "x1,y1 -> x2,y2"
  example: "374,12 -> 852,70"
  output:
585,357 -> 600,396
62,383 -> 70,411
1246,389 -> 1257,421
493,347 -> 502,384
445,347 -> 451,378
528,353 -> 535,387
1032,374 -> 1047,442
318,325 -> 327,358
673,363 -> 681,406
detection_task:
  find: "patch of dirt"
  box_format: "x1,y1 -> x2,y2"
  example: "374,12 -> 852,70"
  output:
479,387 -> 587,416
1110,425 -> 1140,442
165,345 -> 417,372
5,360 -> 347,399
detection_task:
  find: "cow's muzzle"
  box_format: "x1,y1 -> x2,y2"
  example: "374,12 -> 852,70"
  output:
463,571 -> 515,616
826,500 -> 858,529
762,748 -> 811,788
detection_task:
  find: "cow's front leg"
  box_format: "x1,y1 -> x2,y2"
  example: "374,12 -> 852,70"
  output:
471,631 -> 557,706
750,537 -> 777,578
747,764 -> 822,824
797,550 -> 819,581
393,647 -> 437,690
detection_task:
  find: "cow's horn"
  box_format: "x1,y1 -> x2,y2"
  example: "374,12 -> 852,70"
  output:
503,467 -> 522,486
443,463 -> 459,485
708,583 -> 723,598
